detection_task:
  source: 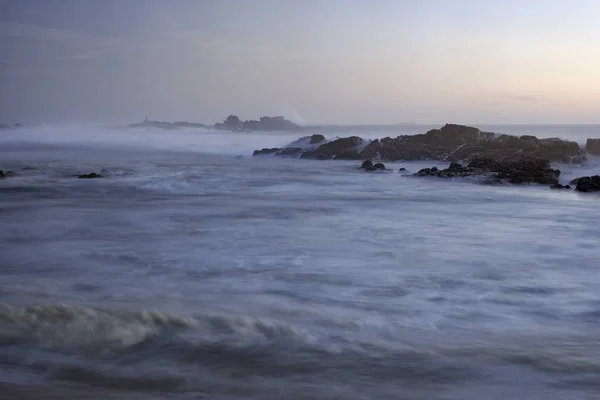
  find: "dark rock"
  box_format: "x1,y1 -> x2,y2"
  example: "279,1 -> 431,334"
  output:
360,160 -> 374,169
310,134 -> 326,144
574,175 -> 600,192
78,173 -> 103,179
252,123 -> 586,163
550,183 -> 572,190
277,147 -> 303,157
214,115 -> 245,132
414,157 -> 560,185
586,138 -> 600,155
317,137 -> 363,159
570,177 -> 581,185
300,150 -> 329,160
398,167 -> 407,171
128,117 -> 181,130
0,170 -> 4,178
253,148 -> 281,156
373,162 -> 386,170
242,116 -> 301,132
215,115 -> 301,132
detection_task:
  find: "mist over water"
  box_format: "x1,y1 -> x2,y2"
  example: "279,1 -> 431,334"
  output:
1,124 -> 600,399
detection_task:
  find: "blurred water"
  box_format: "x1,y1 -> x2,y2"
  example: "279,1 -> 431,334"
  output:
0,126 -> 599,399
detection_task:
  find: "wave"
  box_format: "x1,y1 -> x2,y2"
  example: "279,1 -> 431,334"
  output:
0,303 -> 310,352
2,302 -> 600,375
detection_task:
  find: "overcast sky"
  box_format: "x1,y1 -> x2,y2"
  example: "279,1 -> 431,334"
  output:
1,0 -> 600,125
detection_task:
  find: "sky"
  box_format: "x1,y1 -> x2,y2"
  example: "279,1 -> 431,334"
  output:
1,0 -> 600,125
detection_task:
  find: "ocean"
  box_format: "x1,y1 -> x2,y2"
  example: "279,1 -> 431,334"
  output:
1,124 -> 599,399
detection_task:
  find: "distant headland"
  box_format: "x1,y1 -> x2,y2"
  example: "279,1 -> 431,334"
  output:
127,115 -> 302,132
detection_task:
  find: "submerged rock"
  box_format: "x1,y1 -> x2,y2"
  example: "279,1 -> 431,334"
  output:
360,160 -> 374,169
574,176 -> 600,192
78,173 -> 103,179
550,183 -> 572,190
360,160 -> 387,171
0,170 -> 4,178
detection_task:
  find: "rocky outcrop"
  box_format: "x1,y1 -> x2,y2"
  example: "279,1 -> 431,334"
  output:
413,157 -> 561,185
310,134 -> 325,144
574,176 -> 600,192
128,117 -> 206,130
253,148 -> 281,156
256,124 -> 586,164
214,115 -> 245,132
214,115 -> 301,132
315,137 -> 364,159
586,139 -> 600,155
78,173 -> 103,179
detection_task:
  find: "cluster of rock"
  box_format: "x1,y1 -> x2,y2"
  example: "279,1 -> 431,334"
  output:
253,124 -> 586,164
128,117 -> 206,130
214,115 -> 301,132
413,157 -> 561,185
569,176 -> 600,192
354,156 -> 600,193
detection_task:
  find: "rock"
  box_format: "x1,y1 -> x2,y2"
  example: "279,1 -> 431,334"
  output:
300,150 -> 329,160
414,157 -> 560,185
550,183 -> 572,190
277,147 -> 303,157
214,115 -> 245,132
214,115 -> 301,132
586,138 -> 600,155
0,170 -> 4,178
574,176 -> 600,192
479,157 -> 560,185
310,134 -> 325,144
570,177 -> 581,185
100,169 -> 109,175
253,148 -> 281,156
252,124 -> 586,163
360,160 -> 387,171
316,136 -> 363,159
78,173 -> 103,179
360,160 -> 374,169
398,167 -> 407,171
242,116 -> 301,132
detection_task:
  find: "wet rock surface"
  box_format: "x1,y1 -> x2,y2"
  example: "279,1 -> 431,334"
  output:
253,124 -> 586,164
413,157 -> 561,185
